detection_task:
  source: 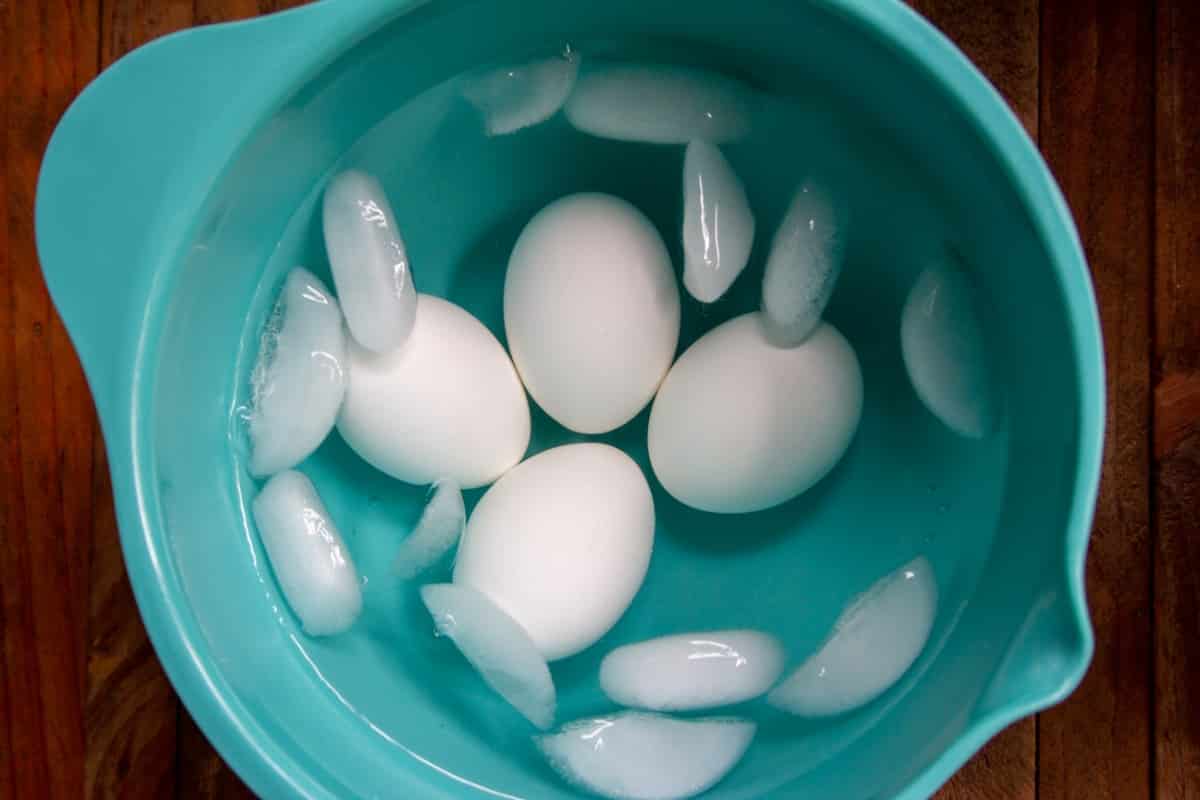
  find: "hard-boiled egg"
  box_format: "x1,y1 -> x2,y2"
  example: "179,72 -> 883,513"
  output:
504,193 -> 680,434
453,443 -> 654,661
648,312 -> 862,514
337,293 -> 530,489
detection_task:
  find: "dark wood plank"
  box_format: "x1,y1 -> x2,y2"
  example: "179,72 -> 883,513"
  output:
1154,0 -> 1200,797
1037,0 -> 1155,798
193,0 -> 308,25
904,1 -> 1041,797
176,711 -> 257,800
1,0 -> 101,797
938,725 -> 1038,800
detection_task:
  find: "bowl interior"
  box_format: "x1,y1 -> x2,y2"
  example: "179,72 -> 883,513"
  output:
147,1 -> 1092,797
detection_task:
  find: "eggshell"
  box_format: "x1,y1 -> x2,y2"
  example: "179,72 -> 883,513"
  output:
504,193 -> 680,434
453,443 -> 654,661
648,313 -> 862,514
337,293 -> 530,489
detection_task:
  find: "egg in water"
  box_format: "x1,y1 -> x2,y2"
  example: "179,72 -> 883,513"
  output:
504,193 -> 680,434
337,293 -> 530,489
453,443 -> 655,661
648,312 -> 863,514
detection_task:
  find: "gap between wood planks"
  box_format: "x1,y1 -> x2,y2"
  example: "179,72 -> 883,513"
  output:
0,0 -> 1191,798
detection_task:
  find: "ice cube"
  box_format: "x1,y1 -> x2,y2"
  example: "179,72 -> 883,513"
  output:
767,557 -> 938,717
393,480 -> 466,579
420,583 -> 556,729
600,629 -> 783,712
322,170 -> 417,354
537,711 -> 755,800
901,262 -> 996,438
564,64 -> 753,145
252,471 -> 362,636
760,181 -> 846,347
681,141 -> 756,303
248,268 -> 347,478
462,50 -> 580,136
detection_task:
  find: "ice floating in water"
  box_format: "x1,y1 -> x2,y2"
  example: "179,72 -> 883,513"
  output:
681,141 -> 756,303
537,711 -> 755,800
901,262 -> 996,438
392,480 -> 466,579
420,583 -> 555,729
767,557 -> 938,717
564,64 -> 753,145
252,471 -> 361,636
322,170 -> 417,354
248,268 -> 347,478
760,181 -> 846,347
462,50 -> 580,136
600,629 -> 784,712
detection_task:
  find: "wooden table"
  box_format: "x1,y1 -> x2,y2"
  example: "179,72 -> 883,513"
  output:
1,1 -> 1195,797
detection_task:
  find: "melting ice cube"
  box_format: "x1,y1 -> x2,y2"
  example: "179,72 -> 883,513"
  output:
252,471 -> 362,636
681,141 -> 756,303
901,262 -> 996,438
248,267 -> 347,478
462,51 -> 580,136
322,170 -> 417,354
564,64 -> 753,145
537,711 -> 755,800
420,583 -> 556,730
767,557 -> 938,717
600,629 -> 783,712
392,480 -> 466,579
760,180 -> 846,347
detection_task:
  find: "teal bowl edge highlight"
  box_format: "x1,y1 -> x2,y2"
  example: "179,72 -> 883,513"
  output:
34,0 -> 1104,798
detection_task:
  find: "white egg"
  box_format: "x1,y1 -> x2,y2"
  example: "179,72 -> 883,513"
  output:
453,443 -> 654,661
648,312 -> 862,514
901,264 -> 996,438
504,193 -> 680,434
252,470 -> 361,636
337,293 -> 530,489
599,629 -> 784,712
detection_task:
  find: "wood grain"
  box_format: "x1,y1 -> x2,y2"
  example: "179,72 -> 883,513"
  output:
1,0 -> 101,798
4,1 -> 1197,799
1037,0 -> 1155,798
905,1 -> 1041,797
1154,0 -> 1200,797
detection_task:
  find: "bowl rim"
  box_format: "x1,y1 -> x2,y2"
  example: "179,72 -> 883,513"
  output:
91,0 -> 1104,797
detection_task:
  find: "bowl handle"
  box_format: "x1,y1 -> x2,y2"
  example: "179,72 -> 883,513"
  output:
34,1 -> 365,424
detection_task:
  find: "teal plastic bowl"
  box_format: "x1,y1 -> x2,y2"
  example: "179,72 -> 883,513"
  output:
36,1 -> 1104,797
